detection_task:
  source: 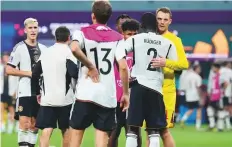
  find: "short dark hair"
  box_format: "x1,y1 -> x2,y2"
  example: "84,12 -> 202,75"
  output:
140,12 -> 157,32
121,19 -> 140,32
55,26 -> 70,42
92,1 -> 112,24
222,61 -> 229,67
116,14 -> 131,24
212,63 -> 220,68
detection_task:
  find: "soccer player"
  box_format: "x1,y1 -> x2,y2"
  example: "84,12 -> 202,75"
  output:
6,18 -> 47,147
207,63 -> 221,131
69,1 -> 129,147
31,26 -> 78,147
108,19 -> 140,147
116,14 -> 131,34
0,52 -> 19,134
149,7 -> 189,147
218,61 -> 232,131
180,64 -> 202,129
119,12 -> 177,147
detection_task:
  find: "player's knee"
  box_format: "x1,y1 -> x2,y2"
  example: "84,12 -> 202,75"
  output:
159,128 -> 169,138
19,118 -> 30,130
207,106 -> 214,117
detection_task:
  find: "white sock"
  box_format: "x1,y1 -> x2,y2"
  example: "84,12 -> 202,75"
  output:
208,117 -> 215,128
126,133 -> 137,147
149,133 -> 160,147
7,120 -> 14,134
18,129 -> 29,146
207,106 -> 215,128
196,119 -> 201,129
224,111 -> 231,129
15,121 -> 19,132
28,130 -> 38,146
181,114 -> 189,122
217,111 -> 225,130
1,122 -> 6,132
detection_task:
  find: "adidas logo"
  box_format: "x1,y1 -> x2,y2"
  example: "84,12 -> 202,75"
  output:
184,29 -> 230,59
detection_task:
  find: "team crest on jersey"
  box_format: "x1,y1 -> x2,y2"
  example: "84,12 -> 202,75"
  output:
18,106 -> 23,112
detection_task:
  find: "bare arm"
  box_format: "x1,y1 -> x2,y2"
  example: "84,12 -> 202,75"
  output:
70,41 -> 95,70
118,58 -> 129,95
6,65 -> 31,77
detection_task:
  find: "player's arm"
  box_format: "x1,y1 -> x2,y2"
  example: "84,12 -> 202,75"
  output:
31,60 -> 42,95
116,40 -> 131,95
70,30 -> 95,70
116,40 -> 131,111
165,38 -> 189,70
70,41 -> 95,70
6,46 -> 31,77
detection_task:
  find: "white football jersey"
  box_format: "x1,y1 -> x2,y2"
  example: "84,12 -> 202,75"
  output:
185,71 -> 202,102
72,30 -> 125,108
117,32 -> 177,94
7,41 -> 47,97
220,67 -> 232,97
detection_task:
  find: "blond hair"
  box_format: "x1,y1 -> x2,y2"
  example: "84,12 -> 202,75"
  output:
156,7 -> 172,18
24,18 -> 38,27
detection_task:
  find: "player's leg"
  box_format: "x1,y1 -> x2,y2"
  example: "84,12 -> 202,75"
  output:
93,105 -> 116,147
180,102 -> 196,127
206,103 -> 216,130
126,83 -> 144,147
0,101 -> 6,133
108,102 -> 122,147
28,96 -> 40,147
196,107 -> 202,130
223,98 -> 231,130
69,100 -> 93,147
145,89 -> 167,147
17,97 -> 34,147
57,104 -> 72,147
162,92 -> 176,147
160,129 -> 175,147
36,106 -> 57,147
7,104 -> 15,134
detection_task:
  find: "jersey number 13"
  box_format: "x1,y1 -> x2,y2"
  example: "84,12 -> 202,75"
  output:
90,47 -> 112,75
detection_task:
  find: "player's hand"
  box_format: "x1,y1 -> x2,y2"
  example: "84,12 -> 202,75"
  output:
151,57 -> 166,68
37,95 -> 41,104
86,66 -> 99,83
120,94 -> 130,112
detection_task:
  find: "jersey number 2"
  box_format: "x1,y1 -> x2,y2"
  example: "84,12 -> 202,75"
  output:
90,48 -> 112,75
147,48 -> 157,71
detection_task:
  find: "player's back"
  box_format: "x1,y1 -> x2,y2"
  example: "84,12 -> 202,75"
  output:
73,24 -> 123,108
185,71 -> 202,102
39,43 -> 75,106
130,32 -> 177,94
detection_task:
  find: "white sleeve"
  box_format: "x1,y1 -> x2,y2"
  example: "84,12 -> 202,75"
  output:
166,42 -> 177,60
72,30 -> 84,49
115,40 -> 126,61
197,76 -> 202,87
8,45 -> 21,67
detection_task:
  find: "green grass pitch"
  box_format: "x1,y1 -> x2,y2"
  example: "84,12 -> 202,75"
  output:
1,125 -> 232,147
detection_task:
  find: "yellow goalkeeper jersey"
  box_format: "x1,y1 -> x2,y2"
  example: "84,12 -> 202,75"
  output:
162,31 -> 189,93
